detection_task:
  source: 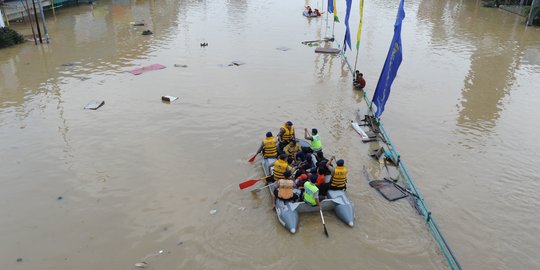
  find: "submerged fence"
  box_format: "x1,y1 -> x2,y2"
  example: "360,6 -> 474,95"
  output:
337,43 -> 462,270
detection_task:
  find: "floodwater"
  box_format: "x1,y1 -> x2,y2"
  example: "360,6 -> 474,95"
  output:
1,0 -> 539,269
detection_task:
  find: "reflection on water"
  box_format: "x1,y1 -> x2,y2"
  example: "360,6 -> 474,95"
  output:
416,0 -> 536,141
0,0 -> 181,111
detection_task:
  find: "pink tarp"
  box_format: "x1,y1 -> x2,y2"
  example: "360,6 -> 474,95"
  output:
128,64 -> 166,75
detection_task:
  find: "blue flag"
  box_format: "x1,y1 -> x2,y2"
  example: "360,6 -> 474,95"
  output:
328,0 -> 333,13
342,0 -> 353,51
372,0 -> 405,118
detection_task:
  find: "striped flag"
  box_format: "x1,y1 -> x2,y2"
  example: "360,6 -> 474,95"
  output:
333,0 -> 340,22
356,0 -> 365,50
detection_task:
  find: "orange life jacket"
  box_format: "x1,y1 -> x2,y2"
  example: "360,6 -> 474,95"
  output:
277,179 -> 294,200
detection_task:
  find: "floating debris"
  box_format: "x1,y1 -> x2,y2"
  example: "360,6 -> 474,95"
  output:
276,46 -> 290,51
200,42 -> 208,47
177,241 -> 183,246
57,196 -> 63,200
131,21 -> 145,26
128,64 -> 166,75
238,207 -> 246,211
134,262 -> 147,268
315,47 -> 340,54
209,209 -> 217,215
142,30 -> 153,35
16,258 -> 22,262
84,100 -> 105,110
173,64 -> 188,68
161,96 -> 178,102
228,61 -> 245,66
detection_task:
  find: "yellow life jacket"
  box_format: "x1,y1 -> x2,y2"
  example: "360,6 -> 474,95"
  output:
263,137 -> 277,158
280,124 -> 295,142
330,166 -> 348,189
273,159 -> 288,180
277,179 -> 294,200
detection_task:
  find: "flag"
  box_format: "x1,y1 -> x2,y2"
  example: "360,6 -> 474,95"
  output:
372,0 -> 405,118
343,0 -> 353,51
328,0 -> 333,13
356,0 -> 364,50
333,0 -> 339,22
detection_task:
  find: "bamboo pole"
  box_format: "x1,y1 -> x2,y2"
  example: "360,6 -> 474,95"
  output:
527,0 -> 538,26
21,0 -> 38,45
51,0 -> 56,18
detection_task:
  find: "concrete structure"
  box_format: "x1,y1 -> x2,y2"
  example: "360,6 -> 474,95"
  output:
1,8 -> 5,27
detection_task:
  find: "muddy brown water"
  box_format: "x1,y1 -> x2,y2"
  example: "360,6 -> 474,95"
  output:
1,0 -> 540,269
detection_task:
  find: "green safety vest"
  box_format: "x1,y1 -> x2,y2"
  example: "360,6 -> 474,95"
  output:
310,134 -> 322,151
303,182 -> 319,206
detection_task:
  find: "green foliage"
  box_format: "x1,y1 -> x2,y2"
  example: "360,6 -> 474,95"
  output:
533,6 -> 540,26
0,27 -> 25,48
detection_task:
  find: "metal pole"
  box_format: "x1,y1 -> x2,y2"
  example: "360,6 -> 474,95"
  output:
31,0 -> 42,43
37,0 -> 49,43
527,0 -> 538,26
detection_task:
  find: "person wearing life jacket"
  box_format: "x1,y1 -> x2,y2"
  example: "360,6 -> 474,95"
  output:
303,174 -> 320,206
278,121 -> 295,152
283,139 -> 301,159
274,171 -> 298,204
270,154 -> 291,183
304,128 -> 322,153
320,156 -> 348,196
256,131 -> 278,159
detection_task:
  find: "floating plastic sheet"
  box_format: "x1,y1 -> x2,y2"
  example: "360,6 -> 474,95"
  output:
84,100 -> 105,110
128,64 -> 166,75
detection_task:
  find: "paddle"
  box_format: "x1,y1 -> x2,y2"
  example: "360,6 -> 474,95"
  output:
248,152 -> 258,163
239,176 -> 267,190
251,182 -> 274,193
317,198 -> 329,237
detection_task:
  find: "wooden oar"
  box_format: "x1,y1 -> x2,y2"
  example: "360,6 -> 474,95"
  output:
239,176 -> 267,190
318,199 -> 329,237
248,153 -> 258,163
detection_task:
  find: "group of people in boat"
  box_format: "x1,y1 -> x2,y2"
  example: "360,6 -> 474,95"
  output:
256,121 -> 348,208
353,70 -> 366,89
305,6 -> 323,16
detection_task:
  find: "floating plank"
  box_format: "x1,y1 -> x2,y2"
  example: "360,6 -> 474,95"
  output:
84,100 -> 105,110
161,96 -> 178,102
315,47 -> 340,54
128,64 -> 166,75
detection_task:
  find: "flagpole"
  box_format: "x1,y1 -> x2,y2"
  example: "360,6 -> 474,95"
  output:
353,0 -> 364,72
325,11 -> 329,37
